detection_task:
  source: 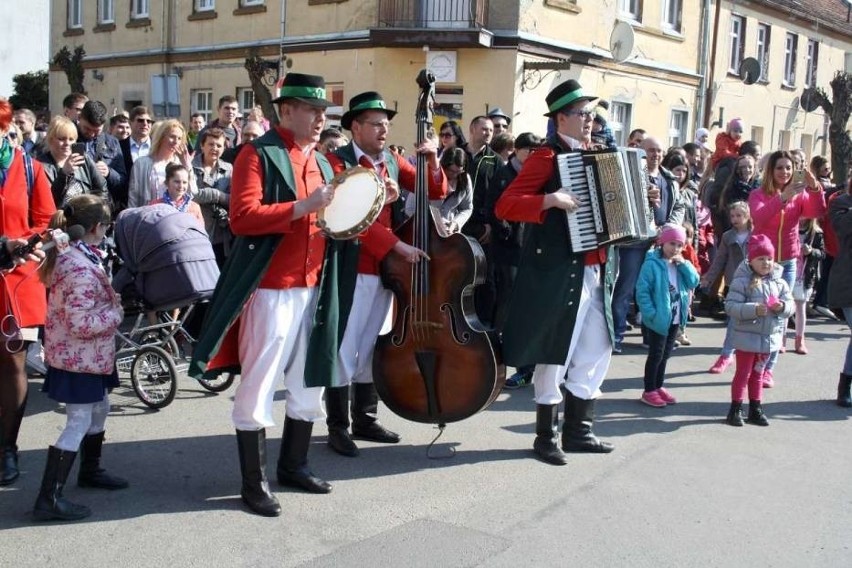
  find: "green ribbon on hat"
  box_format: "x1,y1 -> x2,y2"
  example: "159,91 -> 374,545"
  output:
547,88 -> 585,113
350,99 -> 387,112
277,86 -> 327,99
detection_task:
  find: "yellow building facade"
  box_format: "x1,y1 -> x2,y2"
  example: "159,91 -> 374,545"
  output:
49,0 -> 850,157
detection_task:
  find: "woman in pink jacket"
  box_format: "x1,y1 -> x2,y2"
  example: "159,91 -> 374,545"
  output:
748,149 -> 826,386
33,195 -> 127,522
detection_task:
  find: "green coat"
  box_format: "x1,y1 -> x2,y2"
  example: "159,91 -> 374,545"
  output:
188,130 -> 358,388
500,139 -> 617,368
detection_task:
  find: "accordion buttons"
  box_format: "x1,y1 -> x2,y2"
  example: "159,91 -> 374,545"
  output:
248,244 -> 255,250
536,248 -> 542,254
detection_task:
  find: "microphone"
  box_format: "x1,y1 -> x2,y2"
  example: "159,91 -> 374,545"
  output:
11,225 -> 86,258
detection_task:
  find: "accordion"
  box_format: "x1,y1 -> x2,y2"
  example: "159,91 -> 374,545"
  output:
556,148 -> 656,252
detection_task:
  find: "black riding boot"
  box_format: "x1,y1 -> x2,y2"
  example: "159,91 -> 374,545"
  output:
325,386 -> 358,457
533,404 -> 568,465
837,374 -> 852,408
726,401 -> 744,427
235,429 -> 281,517
561,390 -> 614,453
77,432 -> 129,490
747,400 -> 770,426
33,446 -> 91,522
276,417 -> 332,494
351,383 -> 400,443
1,444 -> 19,486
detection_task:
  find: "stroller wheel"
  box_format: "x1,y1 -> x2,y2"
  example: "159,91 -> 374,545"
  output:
198,372 -> 236,393
130,345 -> 178,409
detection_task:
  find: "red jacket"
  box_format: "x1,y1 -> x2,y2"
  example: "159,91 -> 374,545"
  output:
711,132 -> 741,167
229,127 -> 327,289
326,149 -> 446,275
0,151 -> 56,327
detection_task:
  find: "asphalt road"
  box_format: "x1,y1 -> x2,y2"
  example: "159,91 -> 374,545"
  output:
1,314 -> 850,567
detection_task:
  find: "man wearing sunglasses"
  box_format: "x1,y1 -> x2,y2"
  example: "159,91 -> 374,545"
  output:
119,106 -> 153,191
495,79 -> 661,467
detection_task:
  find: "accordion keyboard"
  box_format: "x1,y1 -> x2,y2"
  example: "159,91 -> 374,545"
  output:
557,153 -> 601,252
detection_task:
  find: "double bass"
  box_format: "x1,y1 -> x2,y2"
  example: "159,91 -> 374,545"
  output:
372,70 -> 505,428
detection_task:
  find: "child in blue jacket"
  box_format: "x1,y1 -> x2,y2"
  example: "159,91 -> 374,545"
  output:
636,224 -> 700,407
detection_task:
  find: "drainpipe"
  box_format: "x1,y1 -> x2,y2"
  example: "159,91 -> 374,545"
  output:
695,0 -> 712,130
703,0 -> 723,128
279,0 -> 287,77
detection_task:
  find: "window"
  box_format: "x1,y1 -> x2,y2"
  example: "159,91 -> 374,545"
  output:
97,0 -> 114,24
668,110 -> 688,148
241,0 -> 264,5
777,129 -> 791,150
609,102 -> 632,147
756,24 -> 771,82
751,126 -> 764,148
728,15 -> 745,74
237,87 -> 255,115
619,0 -> 642,22
67,0 -> 82,28
800,133 -> 813,158
805,39 -> 819,88
195,0 -> 215,11
784,32 -> 798,86
192,89 -> 214,123
131,0 -> 149,18
661,0 -> 681,33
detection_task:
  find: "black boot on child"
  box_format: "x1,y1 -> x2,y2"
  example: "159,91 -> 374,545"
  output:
77,432 -> 129,489
837,374 -> 852,408
33,446 -> 92,522
726,402 -> 744,427
747,400 -> 770,426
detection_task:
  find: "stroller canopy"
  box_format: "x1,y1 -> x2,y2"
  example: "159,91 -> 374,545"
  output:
113,204 -> 220,311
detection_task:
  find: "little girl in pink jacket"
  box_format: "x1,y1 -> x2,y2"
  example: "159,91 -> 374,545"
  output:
33,194 -> 128,522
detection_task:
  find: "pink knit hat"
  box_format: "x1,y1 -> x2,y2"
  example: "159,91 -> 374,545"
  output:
657,223 -> 687,246
748,234 -> 775,261
728,118 -> 744,133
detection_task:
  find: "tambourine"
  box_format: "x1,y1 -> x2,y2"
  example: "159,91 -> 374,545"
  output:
317,166 -> 385,240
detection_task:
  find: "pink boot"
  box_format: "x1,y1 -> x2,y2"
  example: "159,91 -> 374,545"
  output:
762,369 -> 775,388
795,335 -> 808,355
709,355 -> 732,374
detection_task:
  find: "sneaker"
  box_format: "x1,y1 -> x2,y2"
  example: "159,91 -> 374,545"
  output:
813,305 -> 839,320
656,387 -> 677,404
640,390 -> 667,407
613,341 -> 623,354
25,341 -> 47,377
708,355 -> 732,374
504,371 -> 532,390
677,333 -> 692,346
762,369 -> 775,388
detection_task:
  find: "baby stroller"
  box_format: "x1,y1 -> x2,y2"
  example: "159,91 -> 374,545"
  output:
112,204 -> 233,409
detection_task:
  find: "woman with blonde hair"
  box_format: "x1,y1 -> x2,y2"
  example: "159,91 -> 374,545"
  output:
36,116 -> 107,207
127,119 -> 195,208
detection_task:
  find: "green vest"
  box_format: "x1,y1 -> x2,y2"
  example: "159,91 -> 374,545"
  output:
189,129 -> 358,388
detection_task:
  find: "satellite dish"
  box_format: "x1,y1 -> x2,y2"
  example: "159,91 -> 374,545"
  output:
800,88 -> 820,112
740,57 -> 761,85
610,21 -> 635,64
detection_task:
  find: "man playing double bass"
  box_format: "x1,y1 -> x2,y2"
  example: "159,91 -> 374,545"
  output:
323,91 -> 446,457
495,79 -> 659,466
190,73 -> 351,517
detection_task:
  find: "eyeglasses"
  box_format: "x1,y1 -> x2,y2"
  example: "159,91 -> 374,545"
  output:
360,120 -> 391,129
6,132 -> 17,140
562,109 -> 597,120
439,132 -> 454,138
135,118 -> 154,124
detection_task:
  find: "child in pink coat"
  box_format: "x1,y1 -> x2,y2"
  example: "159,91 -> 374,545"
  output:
33,194 -> 127,522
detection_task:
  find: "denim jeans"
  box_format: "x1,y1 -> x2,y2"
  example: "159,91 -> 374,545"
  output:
643,323 -> 679,392
612,243 -> 650,342
765,258 -> 796,372
843,307 -> 852,375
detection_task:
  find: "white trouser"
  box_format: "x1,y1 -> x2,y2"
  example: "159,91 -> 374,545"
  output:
337,274 -> 393,386
533,265 -> 613,405
55,394 -> 110,452
232,288 -> 325,430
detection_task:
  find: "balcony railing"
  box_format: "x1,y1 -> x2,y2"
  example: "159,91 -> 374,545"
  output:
377,0 -> 488,29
